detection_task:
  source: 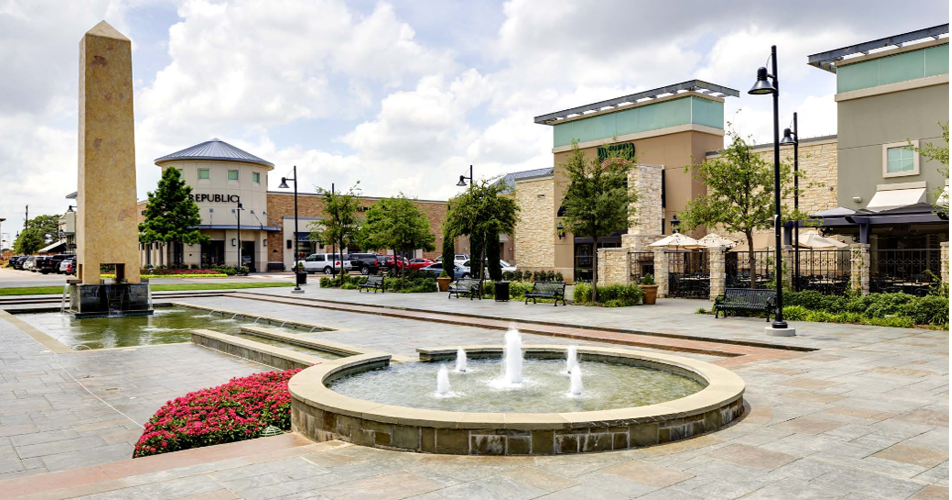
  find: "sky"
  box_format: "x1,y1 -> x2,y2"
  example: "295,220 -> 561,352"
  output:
0,0 -> 949,246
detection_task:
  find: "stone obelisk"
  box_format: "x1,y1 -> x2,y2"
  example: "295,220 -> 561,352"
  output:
71,21 -> 150,317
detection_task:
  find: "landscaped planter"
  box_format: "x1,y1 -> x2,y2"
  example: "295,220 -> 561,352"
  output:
642,284 -> 659,304
436,276 -> 452,292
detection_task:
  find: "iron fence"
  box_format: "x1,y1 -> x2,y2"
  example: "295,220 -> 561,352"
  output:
666,250 -> 709,298
795,249 -> 851,295
870,248 -> 941,296
629,251 -> 655,284
726,251 -> 774,290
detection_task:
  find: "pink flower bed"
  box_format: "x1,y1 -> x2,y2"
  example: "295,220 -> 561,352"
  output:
134,368 -> 301,458
141,268 -> 225,275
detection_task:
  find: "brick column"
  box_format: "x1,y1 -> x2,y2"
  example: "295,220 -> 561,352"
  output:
782,245 -> 795,291
942,242 -> 949,284
654,248 -> 669,298
709,246 -> 726,301
597,248 -> 631,286
850,243 -> 870,295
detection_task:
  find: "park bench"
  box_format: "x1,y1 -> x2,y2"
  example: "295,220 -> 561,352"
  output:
525,281 -> 567,307
358,275 -> 385,294
448,278 -> 482,300
713,288 -> 776,321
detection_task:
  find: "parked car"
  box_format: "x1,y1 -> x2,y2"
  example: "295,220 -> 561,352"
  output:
11,256 -> 26,269
297,253 -> 347,274
346,253 -> 380,275
60,258 -> 75,275
21,256 -> 35,271
462,259 -> 516,274
379,255 -> 409,271
420,262 -> 470,280
408,258 -> 434,270
49,254 -> 73,274
33,256 -> 56,274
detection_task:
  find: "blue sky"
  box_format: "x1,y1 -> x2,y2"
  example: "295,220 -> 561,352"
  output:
0,0 -> 948,244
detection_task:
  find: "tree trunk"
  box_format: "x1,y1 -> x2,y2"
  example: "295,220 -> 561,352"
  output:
746,231 -> 756,290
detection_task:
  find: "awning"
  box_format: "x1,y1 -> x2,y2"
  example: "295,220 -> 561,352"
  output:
499,234 -> 510,243
295,232 -> 318,242
38,240 -> 66,253
866,188 -> 926,212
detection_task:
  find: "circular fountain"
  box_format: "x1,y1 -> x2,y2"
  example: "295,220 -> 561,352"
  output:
289,329 -> 745,456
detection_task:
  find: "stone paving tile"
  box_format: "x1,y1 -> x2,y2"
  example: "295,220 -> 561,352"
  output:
436,474 -> 550,500
909,484 -> 951,499
318,471 -> 442,500
706,443 -> 799,471
535,484 -> 620,500
599,461 -> 694,488
499,467 -> 580,493
873,443 -> 949,468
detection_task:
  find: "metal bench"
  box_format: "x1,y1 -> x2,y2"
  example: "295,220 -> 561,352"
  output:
525,281 -> 567,306
448,278 -> 482,300
713,288 -> 776,321
358,275 -> 385,293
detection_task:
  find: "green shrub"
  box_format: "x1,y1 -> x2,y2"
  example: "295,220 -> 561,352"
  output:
508,281 -> 533,299
573,282 -> 641,306
862,293 -> 915,318
901,295 -> 949,326
574,283 -> 592,304
555,271 -> 564,282
782,305 -> 809,321
640,273 -> 655,285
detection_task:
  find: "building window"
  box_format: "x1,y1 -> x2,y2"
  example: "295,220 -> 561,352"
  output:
883,141 -> 919,178
252,172 -> 260,183
228,170 -> 239,181
198,169 -> 210,180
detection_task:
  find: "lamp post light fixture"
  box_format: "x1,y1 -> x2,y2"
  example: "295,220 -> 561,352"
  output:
748,44 -> 792,335
557,222 -> 565,240
780,113 -> 800,291
278,166 -> 304,293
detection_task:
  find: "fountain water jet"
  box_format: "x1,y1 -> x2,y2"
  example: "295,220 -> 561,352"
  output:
502,328 -> 524,385
455,348 -> 468,373
436,365 -> 451,396
569,365 -> 583,396
565,346 -> 578,374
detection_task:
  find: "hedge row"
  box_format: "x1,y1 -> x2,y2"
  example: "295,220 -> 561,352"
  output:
573,283 -> 643,307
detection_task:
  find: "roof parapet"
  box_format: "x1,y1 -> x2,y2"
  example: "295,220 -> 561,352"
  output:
807,24 -> 949,73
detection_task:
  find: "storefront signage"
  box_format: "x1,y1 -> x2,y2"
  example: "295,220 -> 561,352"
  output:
188,193 -> 240,203
597,143 -> 635,162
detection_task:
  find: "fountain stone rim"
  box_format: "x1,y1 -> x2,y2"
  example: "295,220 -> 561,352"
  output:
289,345 -> 746,455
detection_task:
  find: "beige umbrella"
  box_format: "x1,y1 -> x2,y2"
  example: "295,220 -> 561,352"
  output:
649,233 -> 703,250
698,233 -> 738,249
798,230 -> 847,249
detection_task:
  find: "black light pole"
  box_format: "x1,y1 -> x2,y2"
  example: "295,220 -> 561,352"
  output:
236,201 -> 244,270
278,166 -> 303,293
456,165 -> 475,276
749,44 -> 788,331
781,113 -> 800,291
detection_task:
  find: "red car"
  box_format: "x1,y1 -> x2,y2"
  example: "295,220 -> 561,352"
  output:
379,255 -> 410,270
408,258 -> 434,270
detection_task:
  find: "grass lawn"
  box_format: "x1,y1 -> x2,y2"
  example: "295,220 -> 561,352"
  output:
0,282 -> 295,296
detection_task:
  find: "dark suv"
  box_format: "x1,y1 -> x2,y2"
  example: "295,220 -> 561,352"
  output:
346,253 -> 380,275
33,256 -> 56,274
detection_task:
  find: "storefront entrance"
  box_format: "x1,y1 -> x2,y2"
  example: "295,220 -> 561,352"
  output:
241,241 -> 256,272
201,241 -> 225,267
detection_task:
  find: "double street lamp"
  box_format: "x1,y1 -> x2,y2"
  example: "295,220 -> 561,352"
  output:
748,44 -> 789,332
278,166 -> 304,293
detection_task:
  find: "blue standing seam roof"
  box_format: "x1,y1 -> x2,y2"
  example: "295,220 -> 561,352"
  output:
154,138 -> 274,167
495,167 -> 555,193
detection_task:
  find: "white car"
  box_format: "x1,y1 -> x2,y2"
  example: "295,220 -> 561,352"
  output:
500,260 -> 517,273
297,253 -> 348,274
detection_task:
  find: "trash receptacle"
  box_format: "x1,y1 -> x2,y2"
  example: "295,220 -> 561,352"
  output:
296,272 -> 307,286
494,281 -> 510,302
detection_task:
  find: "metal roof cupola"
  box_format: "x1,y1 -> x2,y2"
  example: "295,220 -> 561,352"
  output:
154,138 -> 274,168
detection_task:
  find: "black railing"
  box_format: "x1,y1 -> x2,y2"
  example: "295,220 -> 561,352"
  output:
870,248 -> 941,296
726,251 -> 774,289
667,250 -> 709,298
629,251 -> 655,284
796,249 -> 851,295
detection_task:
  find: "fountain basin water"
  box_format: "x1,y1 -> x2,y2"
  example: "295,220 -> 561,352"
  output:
289,345 -> 746,456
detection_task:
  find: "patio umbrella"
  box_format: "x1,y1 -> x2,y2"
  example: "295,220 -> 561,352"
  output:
648,233 -> 703,250
698,233 -> 738,249
797,230 -> 847,249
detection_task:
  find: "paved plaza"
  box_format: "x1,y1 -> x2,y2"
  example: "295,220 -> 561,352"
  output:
0,280 -> 947,499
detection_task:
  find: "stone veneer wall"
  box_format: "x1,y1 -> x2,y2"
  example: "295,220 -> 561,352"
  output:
514,177 -> 556,270
709,247 -> 726,300
653,248 -> 669,297
597,248 -> 631,286
942,242 -> 950,284
628,164 -> 663,235
850,244 -> 870,295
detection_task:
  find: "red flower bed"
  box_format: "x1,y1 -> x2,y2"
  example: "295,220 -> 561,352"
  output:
133,368 -> 301,458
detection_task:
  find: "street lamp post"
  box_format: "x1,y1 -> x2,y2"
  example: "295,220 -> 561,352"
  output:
748,44 -> 792,335
781,113 -> 800,291
278,166 -> 304,293
455,164 -> 476,277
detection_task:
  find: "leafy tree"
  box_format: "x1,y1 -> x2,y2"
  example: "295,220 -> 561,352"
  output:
13,228 -> 45,255
559,141 -> 638,302
139,167 -> 207,264
444,179 -> 520,282
308,183 -> 362,286
363,194 -> 436,287
26,215 -> 61,243
908,121 -> 949,215
440,225 -> 455,278
678,127 -> 802,289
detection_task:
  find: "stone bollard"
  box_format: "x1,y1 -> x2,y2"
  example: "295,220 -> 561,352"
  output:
653,248 -> 669,298
850,243 -> 870,295
942,242 -> 949,284
597,248 -> 631,287
709,246 -> 727,301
